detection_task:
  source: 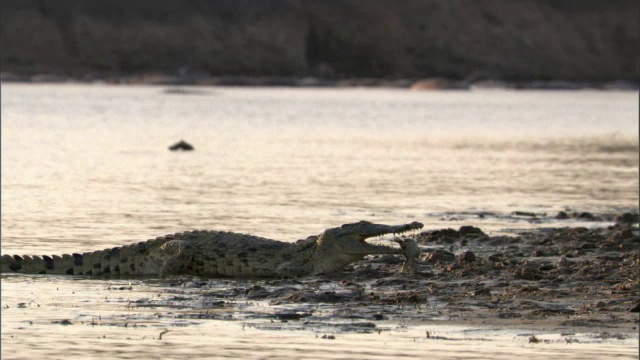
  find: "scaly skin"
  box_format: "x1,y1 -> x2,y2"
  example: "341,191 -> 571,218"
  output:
0,221 -> 423,278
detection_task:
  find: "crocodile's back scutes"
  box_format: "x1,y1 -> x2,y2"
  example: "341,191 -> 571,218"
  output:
188,231 -> 296,277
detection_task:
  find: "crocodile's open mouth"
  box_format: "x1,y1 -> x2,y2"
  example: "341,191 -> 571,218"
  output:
336,221 -> 424,242
336,221 -> 424,254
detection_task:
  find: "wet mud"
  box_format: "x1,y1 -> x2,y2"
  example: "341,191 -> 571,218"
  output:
116,217 -> 639,335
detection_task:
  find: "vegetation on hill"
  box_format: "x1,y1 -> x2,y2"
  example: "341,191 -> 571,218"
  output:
1,0 -> 638,81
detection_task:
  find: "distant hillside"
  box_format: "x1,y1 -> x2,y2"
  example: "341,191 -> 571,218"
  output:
1,0 -> 638,81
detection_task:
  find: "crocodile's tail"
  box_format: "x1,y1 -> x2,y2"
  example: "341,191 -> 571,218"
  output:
1,253 -> 80,275
1,237 -> 168,276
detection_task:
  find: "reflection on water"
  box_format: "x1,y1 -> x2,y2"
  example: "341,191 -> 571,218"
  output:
1,84 -> 637,253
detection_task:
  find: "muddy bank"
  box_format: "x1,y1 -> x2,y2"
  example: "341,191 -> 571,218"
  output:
104,218 -> 639,335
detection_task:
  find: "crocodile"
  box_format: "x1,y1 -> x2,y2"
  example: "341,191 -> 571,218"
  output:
0,221 -> 423,278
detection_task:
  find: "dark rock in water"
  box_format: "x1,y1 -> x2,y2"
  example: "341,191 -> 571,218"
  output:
274,312 -> 312,320
513,211 -> 538,217
555,211 -> 569,219
169,140 -> 194,151
578,212 -> 595,219
459,226 -> 486,237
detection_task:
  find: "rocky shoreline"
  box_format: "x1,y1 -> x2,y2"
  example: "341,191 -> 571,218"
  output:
2,72 -> 638,91
112,214 -> 639,336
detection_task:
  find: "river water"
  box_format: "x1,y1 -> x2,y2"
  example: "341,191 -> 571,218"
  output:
2,84 -> 638,252
1,84 -> 638,359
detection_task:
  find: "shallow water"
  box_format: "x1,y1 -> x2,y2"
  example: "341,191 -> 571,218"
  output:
2,275 -> 638,360
1,84 -> 639,358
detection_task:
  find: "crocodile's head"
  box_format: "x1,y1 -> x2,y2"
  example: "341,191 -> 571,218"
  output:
311,220 -> 424,274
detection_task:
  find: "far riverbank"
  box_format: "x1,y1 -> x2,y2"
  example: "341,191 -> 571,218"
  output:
2,72 -> 638,91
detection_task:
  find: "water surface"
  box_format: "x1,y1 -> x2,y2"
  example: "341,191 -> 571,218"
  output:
1,84 -> 638,359
2,84 -> 637,253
